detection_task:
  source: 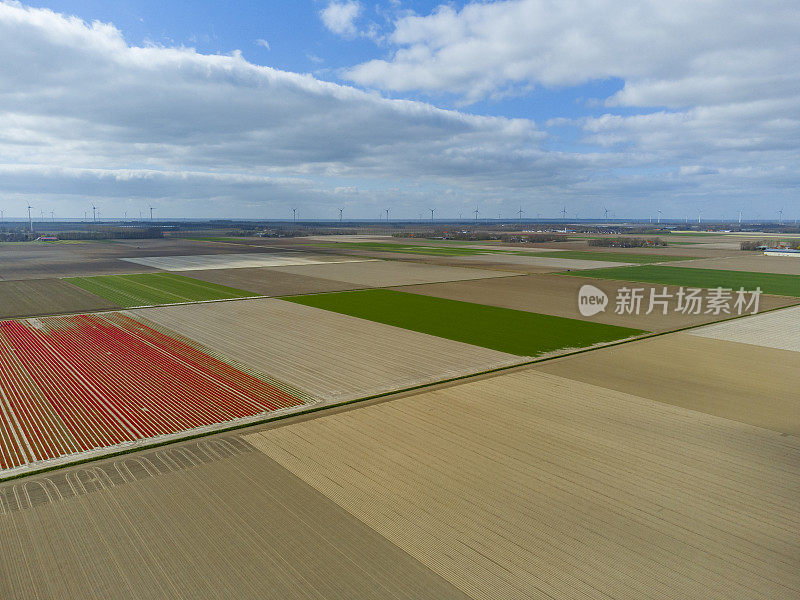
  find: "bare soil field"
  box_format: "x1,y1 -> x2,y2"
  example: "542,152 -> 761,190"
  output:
675,254 -> 800,274
248,368 -> 800,600
0,437 -> 466,599
0,238 -> 281,280
181,266 -> 368,296
268,260 -> 518,286
535,333 -> 800,433
689,305 -> 800,352
394,274 -> 798,332
132,299 -> 522,402
458,254 -> 632,270
0,279 -> 119,318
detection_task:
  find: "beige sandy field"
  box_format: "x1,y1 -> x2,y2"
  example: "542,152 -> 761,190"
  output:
0,438 -> 467,600
267,259 -> 518,286
131,298 -> 522,402
535,332 -> 800,433
247,369 -> 800,600
121,252 -> 372,271
675,254 -> 800,274
688,304 -> 800,352
180,266 -> 367,296
393,274 -> 798,332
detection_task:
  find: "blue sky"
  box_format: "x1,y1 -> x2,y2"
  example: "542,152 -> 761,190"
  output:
1,1 -> 798,220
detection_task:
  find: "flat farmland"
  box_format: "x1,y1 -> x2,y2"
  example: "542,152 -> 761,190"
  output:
0,312 -> 310,476
393,274 -> 798,332
181,266 -> 368,296
285,289 -> 646,356
563,264 -> 800,296
133,298 -> 523,402
535,332 -> 800,433
0,238 -> 282,281
121,252 -> 372,271
0,279 -> 119,319
248,369 -> 800,600
675,254 -> 800,275
459,253 -> 632,270
269,259 -> 518,286
0,438 -> 467,599
688,304 -> 800,352
525,250 -> 697,263
65,272 -> 259,307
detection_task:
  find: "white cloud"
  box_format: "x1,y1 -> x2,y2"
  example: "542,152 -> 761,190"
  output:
255,38 -> 270,50
345,0 -> 799,107
0,1 -> 796,219
320,1 -> 362,38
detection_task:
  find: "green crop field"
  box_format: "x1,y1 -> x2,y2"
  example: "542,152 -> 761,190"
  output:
527,251 -> 696,263
65,273 -> 259,307
283,289 -> 647,356
561,265 -> 800,297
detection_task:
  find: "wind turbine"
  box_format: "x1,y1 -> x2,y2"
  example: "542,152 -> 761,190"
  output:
738,209 -> 742,225
778,208 -> 784,224
473,206 -> 479,220
339,208 -> 343,222
149,206 -> 154,221
385,208 -> 390,222
430,208 -> 435,222
27,205 -> 33,231
0,209 -> 3,226
657,209 -> 662,225
92,205 -> 97,223
603,207 -> 609,221
560,206 -> 567,220
698,209 -> 702,225
51,210 -> 54,222
517,206 -> 524,221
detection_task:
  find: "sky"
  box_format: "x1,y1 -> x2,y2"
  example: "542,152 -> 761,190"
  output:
1,0 -> 798,220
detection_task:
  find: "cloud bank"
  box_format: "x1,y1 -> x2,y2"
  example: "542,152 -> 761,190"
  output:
0,1 -> 797,219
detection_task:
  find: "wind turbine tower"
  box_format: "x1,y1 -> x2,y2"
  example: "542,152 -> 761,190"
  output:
27,205 -> 33,231
738,210 -> 742,225
339,208 -> 343,222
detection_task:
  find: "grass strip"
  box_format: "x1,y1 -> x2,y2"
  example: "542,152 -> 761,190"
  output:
283,289 -> 646,356
65,273 -> 258,307
560,265 -> 800,297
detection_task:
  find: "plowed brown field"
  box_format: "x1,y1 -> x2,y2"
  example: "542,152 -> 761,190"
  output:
248,368 -> 800,600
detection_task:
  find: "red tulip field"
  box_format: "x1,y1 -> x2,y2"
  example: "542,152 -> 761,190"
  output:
0,312 -> 306,472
